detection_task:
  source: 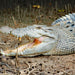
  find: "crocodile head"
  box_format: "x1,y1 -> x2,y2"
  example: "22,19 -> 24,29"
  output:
0,25 -> 57,56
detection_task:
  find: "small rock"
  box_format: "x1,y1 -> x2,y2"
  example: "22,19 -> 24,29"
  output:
10,60 -> 15,66
2,57 -> 7,62
58,72 -> 64,75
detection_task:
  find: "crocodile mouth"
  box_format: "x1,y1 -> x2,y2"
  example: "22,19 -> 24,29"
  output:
0,37 -> 45,56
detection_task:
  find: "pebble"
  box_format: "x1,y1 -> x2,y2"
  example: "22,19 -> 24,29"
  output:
10,60 -> 15,66
2,57 -> 7,62
58,72 -> 64,75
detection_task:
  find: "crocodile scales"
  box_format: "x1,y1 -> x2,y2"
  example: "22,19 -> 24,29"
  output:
0,13 -> 75,56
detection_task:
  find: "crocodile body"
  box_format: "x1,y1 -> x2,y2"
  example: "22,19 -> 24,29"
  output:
0,13 -> 75,56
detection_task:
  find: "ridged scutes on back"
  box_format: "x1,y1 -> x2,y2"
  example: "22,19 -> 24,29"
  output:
51,13 -> 75,26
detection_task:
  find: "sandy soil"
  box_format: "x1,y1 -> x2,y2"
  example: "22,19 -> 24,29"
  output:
0,31 -> 75,75
0,54 -> 75,75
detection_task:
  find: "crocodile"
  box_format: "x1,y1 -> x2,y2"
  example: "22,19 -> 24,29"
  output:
0,13 -> 75,57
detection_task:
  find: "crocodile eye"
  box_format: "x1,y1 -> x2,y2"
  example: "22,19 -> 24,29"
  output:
47,29 -> 53,31
36,27 -> 41,29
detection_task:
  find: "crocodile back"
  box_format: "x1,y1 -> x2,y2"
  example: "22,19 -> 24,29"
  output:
51,13 -> 75,36
55,28 -> 75,55
51,13 -> 75,26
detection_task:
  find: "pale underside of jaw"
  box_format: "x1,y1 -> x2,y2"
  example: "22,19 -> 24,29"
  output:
0,37 -> 45,56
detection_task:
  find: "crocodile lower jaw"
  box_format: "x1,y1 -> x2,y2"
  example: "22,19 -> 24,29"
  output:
0,37 -> 45,56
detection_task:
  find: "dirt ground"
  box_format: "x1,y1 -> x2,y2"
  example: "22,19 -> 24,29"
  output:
0,28 -> 75,75
0,54 -> 75,75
